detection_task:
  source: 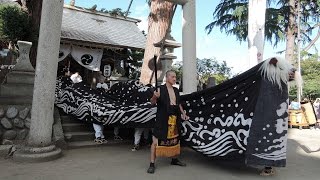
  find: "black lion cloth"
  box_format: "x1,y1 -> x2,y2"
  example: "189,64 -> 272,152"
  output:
55,57 -> 294,167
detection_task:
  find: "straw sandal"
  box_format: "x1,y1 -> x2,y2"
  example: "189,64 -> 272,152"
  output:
260,167 -> 275,176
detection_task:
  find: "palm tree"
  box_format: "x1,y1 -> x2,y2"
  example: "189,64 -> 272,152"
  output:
206,0 -> 249,42
206,0 -> 320,63
139,0 -> 175,85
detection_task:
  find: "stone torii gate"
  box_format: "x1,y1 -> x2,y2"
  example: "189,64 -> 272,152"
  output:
166,0 -> 267,90
164,0 -> 197,94
13,0 -> 64,162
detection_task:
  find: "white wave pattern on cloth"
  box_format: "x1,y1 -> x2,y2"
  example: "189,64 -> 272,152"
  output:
55,78 -> 156,125
182,113 -> 252,157
252,151 -> 286,160
276,102 -> 287,117
252,101 -> 288,161
275,101 -> 288,134
57,93 -> 156,125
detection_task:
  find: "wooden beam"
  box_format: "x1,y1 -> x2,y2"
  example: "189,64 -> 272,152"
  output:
60,39 -> 144,51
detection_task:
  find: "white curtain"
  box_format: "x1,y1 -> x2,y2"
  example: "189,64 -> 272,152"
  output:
71,46 -> 103,71
58,44 -> 71,62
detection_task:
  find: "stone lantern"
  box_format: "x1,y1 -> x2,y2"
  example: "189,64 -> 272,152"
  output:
154,31 -> 181,84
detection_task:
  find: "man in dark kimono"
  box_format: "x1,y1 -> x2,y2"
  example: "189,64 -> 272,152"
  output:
147,70 -> 189,174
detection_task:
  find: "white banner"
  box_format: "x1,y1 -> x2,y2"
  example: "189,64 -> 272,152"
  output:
58,44 -> 71,62
71,46 -> 103,71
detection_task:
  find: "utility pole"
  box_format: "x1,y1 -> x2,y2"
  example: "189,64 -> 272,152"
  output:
297,0 -> 302,102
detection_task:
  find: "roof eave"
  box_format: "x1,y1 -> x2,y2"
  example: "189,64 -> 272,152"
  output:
64,4 -> 142,23
60,38 -> 145,50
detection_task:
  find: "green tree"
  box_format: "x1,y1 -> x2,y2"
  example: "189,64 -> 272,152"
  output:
300,56 -> 320,99
98,7 -> 129,16
197,58 -> 232,84
172,61 -> 183,82
289,54 -> 320,100
172,57 -> 232,85
0,5 -> 30,49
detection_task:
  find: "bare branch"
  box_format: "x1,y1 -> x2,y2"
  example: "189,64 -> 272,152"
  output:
303,27 -> 320,52
304,23 -> 320,33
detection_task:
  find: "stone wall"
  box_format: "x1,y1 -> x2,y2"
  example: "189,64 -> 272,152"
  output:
0,106 -> 30,145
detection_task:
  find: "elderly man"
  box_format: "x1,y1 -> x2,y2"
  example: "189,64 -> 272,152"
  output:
147,70 -> 189,174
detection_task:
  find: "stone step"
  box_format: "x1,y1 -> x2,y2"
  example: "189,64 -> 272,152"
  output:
62,123 -> 94,132
64,130 -> 129,142
0,96 -> 33,105
59,113 -> 135,144
62,123 -> 118,132
0,84 -> 34,97
67,140 -> 131,149
60,115 -> 96,125
6,71 -> 35,84
64,131 -> 130,141
59,116 -> 120,132
64,132 -> 95,142
60,115 -> 81,124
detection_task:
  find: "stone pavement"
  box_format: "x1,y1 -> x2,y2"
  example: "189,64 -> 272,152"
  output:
0,128 -> 319,180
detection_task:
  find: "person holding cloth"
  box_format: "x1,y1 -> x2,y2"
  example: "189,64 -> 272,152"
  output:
147,70 -> 190,174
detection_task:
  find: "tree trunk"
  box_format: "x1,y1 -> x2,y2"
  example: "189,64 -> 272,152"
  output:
26,0 -> 43,67
247,0 -> 266,67
285,0 -> 296,64
139,0 -> 174,85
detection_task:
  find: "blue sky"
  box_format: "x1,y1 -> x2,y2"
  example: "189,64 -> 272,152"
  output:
74,0 -> 319,74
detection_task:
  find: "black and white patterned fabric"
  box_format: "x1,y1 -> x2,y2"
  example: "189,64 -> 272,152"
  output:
55,58 -> 292,167
180,62 -> 289,167
55,78 -> 156,127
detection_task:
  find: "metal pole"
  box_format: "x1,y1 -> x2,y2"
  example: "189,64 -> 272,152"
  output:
154,55 -> 158,91
297,0 -> 302,102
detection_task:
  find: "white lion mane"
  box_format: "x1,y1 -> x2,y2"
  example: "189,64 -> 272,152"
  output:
260,57 -> 301,91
